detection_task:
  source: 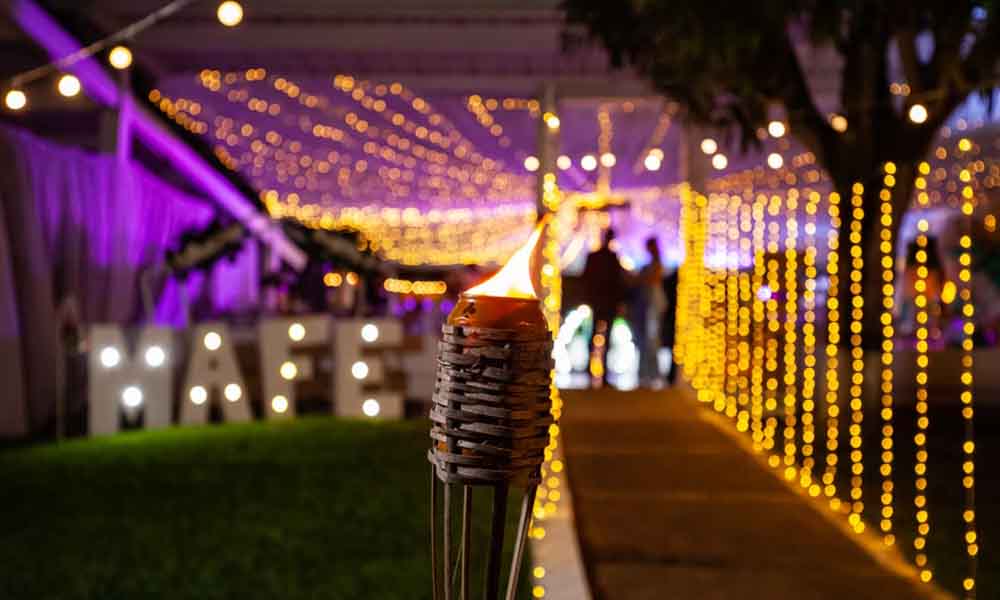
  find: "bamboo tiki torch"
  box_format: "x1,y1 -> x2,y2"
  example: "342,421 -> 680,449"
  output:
428,222 -> 554,600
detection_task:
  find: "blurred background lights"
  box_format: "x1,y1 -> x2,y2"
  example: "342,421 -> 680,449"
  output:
700,138 -> 718,154
599,152 -> 616,168
556,155 -> 571,170
279,361 -> 298,380
351,361 -> 370,380
223,383 -> 242,402
144,345 -> 166,368
57,74 -> 81,98
216,1 -> 243,27
644,153 -> 662,171
360,323 -> 380,343
271,395 -> 289,414
203,331 -> 222,351
4,89 -> 26,111
767,152 -> 784,169
99,346 -> 121,368
543,112 -> 560,130
908,103 -> 928,124
362,398 -> 381,417
108,45 -> 132,70
830,114 -> 848,132
711,154 -> 728,170
523,155 -> 540,172
756,285 -> 774,302
288,322 -> 306,341
767,120 -> 786,138
189,385 -> 208,405
121,386 -> 143,408
580,154 -> 597,171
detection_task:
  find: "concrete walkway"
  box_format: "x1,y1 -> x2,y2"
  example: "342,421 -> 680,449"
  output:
561,388 -> 934,600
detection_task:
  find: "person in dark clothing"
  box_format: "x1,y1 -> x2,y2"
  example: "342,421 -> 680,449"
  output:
661,267 -> 679,384
581,228 -> 626,386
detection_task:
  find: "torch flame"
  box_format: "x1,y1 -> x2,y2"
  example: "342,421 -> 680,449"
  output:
464,218 -> 547,299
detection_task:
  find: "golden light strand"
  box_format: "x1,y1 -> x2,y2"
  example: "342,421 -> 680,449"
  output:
879,163 -> 897,546
725,195 -> 741,419
782,190 -> 799,481
913,217 -> 932,583
736,196 -> 753,434
530,177 -> 564,600
958,166 -> 978,597
823,192 -> 842,505
847,183 -> 865,532
800,190 -> 819,495
712,194 -> 728,412
750,193 -> 767,451
763,197 -> 782,464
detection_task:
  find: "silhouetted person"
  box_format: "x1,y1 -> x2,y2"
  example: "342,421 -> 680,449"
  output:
581,228 -> 626,386
633,237 -> 665,387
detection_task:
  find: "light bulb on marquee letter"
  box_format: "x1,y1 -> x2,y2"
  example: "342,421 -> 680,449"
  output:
88,325 -> 173,435
180,323 -> 250,425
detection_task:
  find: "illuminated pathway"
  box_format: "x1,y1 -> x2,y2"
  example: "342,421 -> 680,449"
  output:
560,388 -> 942,600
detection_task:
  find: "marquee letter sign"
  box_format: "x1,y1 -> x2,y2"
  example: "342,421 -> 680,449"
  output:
88,325 -> 173,436
259,315 -> 330,419
333,319 -> 404,418
179,323 -> 250,425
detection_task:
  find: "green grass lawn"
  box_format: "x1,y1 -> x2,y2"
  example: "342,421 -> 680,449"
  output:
0,417 -> 529,599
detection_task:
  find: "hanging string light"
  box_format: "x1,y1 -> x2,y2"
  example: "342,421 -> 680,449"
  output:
913,217 -> 932,583
763,196 -> 782,464
957,162 -> 978,597
879,163 -> 897,546
800,190 -> 819,494
750,193 -> 767,451
847,183 -> 865,532
782,190 -> 799,481
823,191 -> 842,504
726,195 -> 741,419
217,1 -> 244,27
737,196 -> 753,433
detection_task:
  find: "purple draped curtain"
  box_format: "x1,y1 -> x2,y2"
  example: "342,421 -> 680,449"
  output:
0,125 -> 260,437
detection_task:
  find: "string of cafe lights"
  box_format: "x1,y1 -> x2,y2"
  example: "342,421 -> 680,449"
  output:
879,163 -> 898,547
823,191 -> 842,502
3,1 -> 245,111
782,191 -> 800,481
913,216 -> 932,583
847,183 -> 865,533
799,190 -> 819,493
957,159 -> 978,598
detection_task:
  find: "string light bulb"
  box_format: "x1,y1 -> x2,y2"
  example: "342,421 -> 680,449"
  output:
711,154 -> 728,170
644,153 -> 662,171
700,138 -> 718,155
908,103 -> 928,124
543,112 -> 560,130
108,45 -> 133,70
57,74 -> 81,98
556,155 -> 571,170
580,154 -> 597,171
5,89 -> 27,111
524,155 -> 540,172
217,1 -> 244,27
599,152 -> 616,168
830,114 -> 848,133
767,153 -> 783,169
767,121 -> 786,138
